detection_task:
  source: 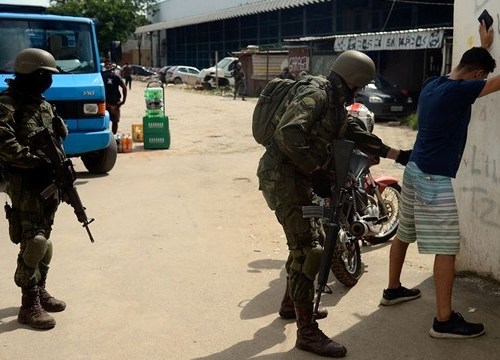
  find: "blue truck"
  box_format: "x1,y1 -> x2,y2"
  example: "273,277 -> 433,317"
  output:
0,4 -> 117,174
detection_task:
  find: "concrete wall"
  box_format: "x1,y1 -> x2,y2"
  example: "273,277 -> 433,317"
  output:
454,0 -> 500,280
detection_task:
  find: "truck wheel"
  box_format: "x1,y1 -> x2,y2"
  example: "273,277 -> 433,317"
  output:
81,137 -> 117,174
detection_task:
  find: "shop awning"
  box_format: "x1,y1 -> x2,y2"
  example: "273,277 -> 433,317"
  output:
284,27 -> 453,51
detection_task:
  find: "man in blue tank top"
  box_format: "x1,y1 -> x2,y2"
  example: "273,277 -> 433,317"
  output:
380,20 -> 500,339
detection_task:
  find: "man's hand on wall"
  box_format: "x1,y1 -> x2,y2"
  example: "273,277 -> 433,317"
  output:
479,20 -> 494,49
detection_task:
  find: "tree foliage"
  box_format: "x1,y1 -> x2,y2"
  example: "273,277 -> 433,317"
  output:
48,0 -> 158,57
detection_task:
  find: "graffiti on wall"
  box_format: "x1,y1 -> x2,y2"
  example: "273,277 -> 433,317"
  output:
461,144 -> 500,229
460,2 -> 500,230
288,56 -> 309,72
334,30 -> 444,52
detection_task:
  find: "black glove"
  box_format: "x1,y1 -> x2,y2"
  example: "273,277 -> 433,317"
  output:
310,169 -> 332,198
395,150 -> 412,166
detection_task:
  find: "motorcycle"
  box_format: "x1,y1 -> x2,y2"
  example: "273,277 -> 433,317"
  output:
310,103 -> 402,286
330,148 -> 401,286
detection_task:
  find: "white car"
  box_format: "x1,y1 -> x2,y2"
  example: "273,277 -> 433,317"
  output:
166,66 -> 200,86
197,57 -> 239,88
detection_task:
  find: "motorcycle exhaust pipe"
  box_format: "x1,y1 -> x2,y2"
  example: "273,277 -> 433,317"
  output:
350,220 -> 370,237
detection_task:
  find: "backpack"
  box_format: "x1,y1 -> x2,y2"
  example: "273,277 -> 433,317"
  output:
252,76 -> 330,146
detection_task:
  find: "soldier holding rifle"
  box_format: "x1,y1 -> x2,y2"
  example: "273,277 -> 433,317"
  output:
0,48 -> 93,330
257,50 -> 411,357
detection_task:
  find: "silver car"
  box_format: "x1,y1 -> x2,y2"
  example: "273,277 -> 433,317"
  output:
166,66 -> 200,86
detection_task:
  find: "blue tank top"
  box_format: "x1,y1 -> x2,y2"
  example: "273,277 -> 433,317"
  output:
410,76 -> 485,178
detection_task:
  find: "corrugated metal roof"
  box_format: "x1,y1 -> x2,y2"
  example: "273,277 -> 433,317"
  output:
136,0 -> 328,34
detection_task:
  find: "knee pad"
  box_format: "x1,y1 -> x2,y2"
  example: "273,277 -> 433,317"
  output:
41,239 -> 53,266
290,245 -> 323,281
22,233 -> 49,268
302,245 -> 323,281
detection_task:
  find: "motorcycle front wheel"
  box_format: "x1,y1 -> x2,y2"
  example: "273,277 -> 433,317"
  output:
364,183 -> 401,245
331,230 -> 363,286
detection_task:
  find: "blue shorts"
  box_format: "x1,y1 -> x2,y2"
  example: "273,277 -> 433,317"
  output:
396,162 -> 460,255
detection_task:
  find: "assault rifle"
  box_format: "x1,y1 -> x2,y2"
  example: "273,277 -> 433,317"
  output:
28,126 -> 95,243
302,140 -> 354,317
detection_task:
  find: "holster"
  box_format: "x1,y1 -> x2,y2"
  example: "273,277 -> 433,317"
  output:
4,202 -> 21,244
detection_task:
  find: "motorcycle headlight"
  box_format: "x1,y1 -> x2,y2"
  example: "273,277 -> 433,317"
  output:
369,96 -> 383,103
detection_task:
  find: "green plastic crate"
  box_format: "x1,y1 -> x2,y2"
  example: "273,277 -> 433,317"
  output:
143,132 -> 170,149
143,115 -> 169,132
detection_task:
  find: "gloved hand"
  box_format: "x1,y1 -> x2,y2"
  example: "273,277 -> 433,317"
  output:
310,169 -> 332,198
395,150 -> 412,166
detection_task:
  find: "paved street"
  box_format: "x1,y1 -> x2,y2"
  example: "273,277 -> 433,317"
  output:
0,81 -> 499,360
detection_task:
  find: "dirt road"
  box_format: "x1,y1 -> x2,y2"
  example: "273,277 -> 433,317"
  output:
0,82 -> 499,360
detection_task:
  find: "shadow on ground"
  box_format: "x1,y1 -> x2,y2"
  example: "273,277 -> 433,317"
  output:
195,265 -> 500,360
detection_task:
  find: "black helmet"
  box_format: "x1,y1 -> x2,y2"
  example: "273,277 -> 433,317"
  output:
331,50 -> 375,88
14,48 -> 59,75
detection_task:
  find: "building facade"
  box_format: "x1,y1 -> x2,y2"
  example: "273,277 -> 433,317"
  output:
453,0 -> 500,281
132,0 -> 453,97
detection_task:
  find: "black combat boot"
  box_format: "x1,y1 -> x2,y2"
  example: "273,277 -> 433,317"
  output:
295,304 -> 347,358
38,276 -> 66,312
279,280 -> 328,320
18,286 -> 56,330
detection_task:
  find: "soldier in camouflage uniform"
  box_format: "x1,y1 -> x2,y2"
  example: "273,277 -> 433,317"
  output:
0,48 -> 68,330
257,50 -> 411,358
233,62 -> 246,101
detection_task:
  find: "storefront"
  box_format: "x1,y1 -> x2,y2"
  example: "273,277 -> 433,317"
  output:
285,27 -> 453,99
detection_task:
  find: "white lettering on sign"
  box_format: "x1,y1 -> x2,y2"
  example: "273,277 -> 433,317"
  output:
334,30 -> 445,51
288,56 -> 309,72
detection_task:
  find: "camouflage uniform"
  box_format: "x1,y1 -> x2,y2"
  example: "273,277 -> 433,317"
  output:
0,88 -> 67,289
233,64 -> 246,100
257,73 -> 390,306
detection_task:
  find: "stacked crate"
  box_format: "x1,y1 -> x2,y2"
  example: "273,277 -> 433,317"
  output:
143,83 -> 170,149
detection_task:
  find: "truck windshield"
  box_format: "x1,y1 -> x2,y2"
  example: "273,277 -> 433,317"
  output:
0,18 -> 97,74
217,57 -> 234,68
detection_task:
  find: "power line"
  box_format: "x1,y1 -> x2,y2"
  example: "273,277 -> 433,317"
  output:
381,0 -> 396,31
380,0 -> 453,5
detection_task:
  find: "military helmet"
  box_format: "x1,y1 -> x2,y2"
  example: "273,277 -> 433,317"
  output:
331,50 -> 375,88
14,48 -> 59,75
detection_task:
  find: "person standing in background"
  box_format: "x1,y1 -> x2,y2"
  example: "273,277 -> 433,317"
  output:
121,63 -> 133,90
102,60 -> 127,134
233,62 -> 246,101
279,67 -> 295,80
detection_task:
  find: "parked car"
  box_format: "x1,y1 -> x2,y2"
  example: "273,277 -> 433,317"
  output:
197,57 -> 239,88
129,64 -> 158,77
166,65 -> 200,86
355,75 -> 414,119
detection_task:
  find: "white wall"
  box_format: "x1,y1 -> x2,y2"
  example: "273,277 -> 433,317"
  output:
155,0 -> 263,22
454,0 -> 500,280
